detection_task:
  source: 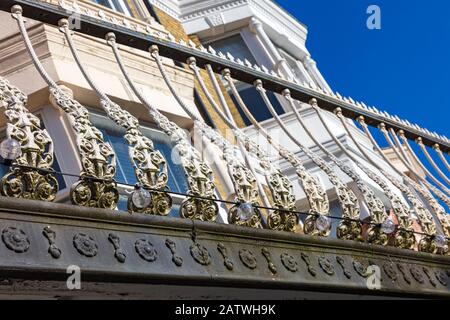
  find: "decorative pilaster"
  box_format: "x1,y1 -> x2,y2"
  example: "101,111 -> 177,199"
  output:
248,17 -> 295,80
302,56 -> 332,93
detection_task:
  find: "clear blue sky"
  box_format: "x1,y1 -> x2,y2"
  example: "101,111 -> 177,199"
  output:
275,0 -> 449,141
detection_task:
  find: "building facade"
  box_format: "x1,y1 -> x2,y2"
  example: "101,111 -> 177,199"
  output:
0,0 -> 448,299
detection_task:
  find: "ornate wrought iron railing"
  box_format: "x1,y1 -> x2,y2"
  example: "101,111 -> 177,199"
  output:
0,0 -> 448,152
0,1 -> 449,256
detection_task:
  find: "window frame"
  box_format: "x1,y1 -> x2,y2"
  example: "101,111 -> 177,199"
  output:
93,0 -> 132,16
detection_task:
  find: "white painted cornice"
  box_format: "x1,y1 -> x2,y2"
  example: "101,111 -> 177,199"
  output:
177,0 -> 309,54
146,0 -> 181,19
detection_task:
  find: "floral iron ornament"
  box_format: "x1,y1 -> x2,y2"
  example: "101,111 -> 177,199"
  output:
108,39 -> 218,221
197,121 -> 263,228
152,114 -> 217,221
362,121 -> 448,254
50,88 -> 119,209
13,5 -> 119,209
0,77 -> 58,201
281,92 -> 362,240
357,117 -> 445,253
223,72 -> 326,234
334,109 -> 416,250
233,126 -> 299,232
250,80 -> 332,234
255,83 -> 361,238
307,99 -> 389,245
61,24 -> 171,215
196,63 -> 299,231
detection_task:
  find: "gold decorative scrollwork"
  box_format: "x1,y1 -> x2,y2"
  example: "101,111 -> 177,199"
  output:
50,88 -> 119,209
198,122 -> 263,228
0,77 -> 58,201
265,168 -> 298,232
60,23 -> 171,216
308,100 -> 389,245
237,133 -> 298,232
13,6 -> 119,209
101,100 -> 171,216
373,124 -> 447,254
149,112 -> 218,222
335,110 -> 417,249
281,92 -> 362,240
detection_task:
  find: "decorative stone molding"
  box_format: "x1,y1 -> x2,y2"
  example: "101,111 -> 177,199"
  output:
146,0 -> 181,20
179,0 -> 308,48
0,197 -> 448,298
54,0 -> 168,33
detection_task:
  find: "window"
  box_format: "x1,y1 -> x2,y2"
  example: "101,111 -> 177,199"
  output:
92,0 -> 132,16
90,112 -> 188,217
230,83 -> 285,125
90,112 -> 188,193
279,49 -> 312,84
209,34 -> 257,65
141,0 -> 161,23
209,34 -> 285,124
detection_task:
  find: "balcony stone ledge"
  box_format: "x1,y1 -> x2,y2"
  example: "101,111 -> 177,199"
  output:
0,196 -> 448,299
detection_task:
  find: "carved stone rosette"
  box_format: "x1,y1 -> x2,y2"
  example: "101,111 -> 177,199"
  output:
0,77 -> 58,201
196,121 -> 263,228
50,88 -> 119,209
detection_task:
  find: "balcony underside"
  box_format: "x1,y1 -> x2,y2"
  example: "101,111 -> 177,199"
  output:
0,197 -> 448,299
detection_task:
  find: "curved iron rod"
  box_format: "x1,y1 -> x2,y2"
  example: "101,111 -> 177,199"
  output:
382,127 -> 450,202
391,129 -> 450,195
336,113 -> 442,240
433,144 -> 450,172
379,126 -> 450,220
359,120 -> 450,240
220,71 -> 336,236
150,49 -> 270,228
189,61 -> 272,210
416,138 -> 450,185
281,96 -> 388,222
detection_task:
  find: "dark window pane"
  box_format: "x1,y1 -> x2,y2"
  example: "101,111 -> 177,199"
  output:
95,122 -> 188,194
230,86 -> 285,125
93,0 -> 114,9
209,34 -> 257,65
92,0 -> 131,15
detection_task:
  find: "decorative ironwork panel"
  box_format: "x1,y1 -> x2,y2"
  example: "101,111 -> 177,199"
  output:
0,77 -> 58,201
13,5 -> 119,209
